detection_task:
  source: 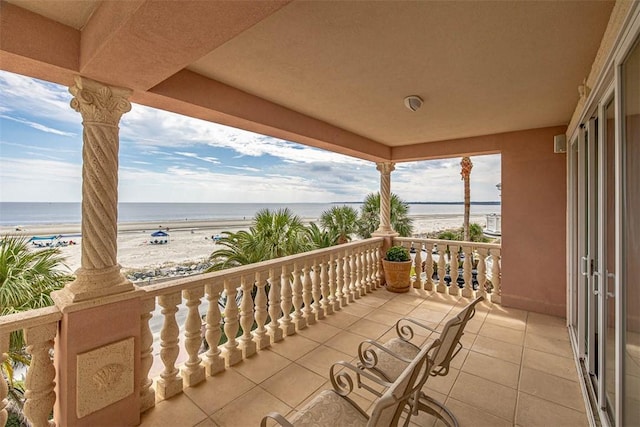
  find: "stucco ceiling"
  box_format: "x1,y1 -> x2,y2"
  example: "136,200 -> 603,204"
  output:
1,0 -> 615,159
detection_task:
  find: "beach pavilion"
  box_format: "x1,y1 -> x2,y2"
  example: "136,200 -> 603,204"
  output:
0,1 -> 638,426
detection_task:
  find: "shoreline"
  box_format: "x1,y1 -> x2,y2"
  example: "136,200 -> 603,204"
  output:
3,214 -> 489,273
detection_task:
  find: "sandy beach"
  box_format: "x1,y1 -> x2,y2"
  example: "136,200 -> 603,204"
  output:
2,214 -> 487,273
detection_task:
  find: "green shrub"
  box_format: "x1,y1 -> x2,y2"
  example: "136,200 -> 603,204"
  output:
385,246 -> 410,262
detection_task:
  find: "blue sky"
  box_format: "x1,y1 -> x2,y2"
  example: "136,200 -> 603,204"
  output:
0,70 -> 501,203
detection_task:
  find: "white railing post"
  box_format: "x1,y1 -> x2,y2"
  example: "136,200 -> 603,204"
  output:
335,251 -> 345,308
157,292 -> 182,400
328,253 -> 338,313
182,288 -> 206,387
23,322 -> 57,427
461,245 -> 474,298
0,334 -> 8,426
344,250 -> 354,303
253,271 -> 270,350
476,248 -> 488,300
350,251 -> 359,300
239,274 -> 257,358
320,256 -> 332,315
424,242 -> 434,291
292,262 -> 307,330
268,267 -> 284,343
448,245 -> 460,296
203,283 -> 225,375
491,249 -> 502,304
413,242 -> 423,289
223,279 -> 242,366
437,245 -> 447,293
279,265 -> 296,336
303,261 -> 316,325
139,297 -> 156,412
311,258 -> 324,320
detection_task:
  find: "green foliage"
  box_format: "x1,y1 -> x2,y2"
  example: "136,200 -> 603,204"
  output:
306,223 -> 339,249
385,246 -> 410,262
357,193 -> 414,238
319,205 -> 358,244
437,223 -> 490,243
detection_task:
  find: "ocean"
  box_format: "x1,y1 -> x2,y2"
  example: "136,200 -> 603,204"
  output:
0,202 -> 501,227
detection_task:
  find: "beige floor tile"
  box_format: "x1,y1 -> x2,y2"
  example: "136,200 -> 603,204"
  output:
296,344 -> 353,376
459,331 -> 476,349
478,322 -> 525,345
380,299 -> 419,315
437,397 -> 512,427
231,349 -> 291,384
358,295 -> 389,308
525,322 -> 570,342
485,310 -> 527,331
516,392 -> 588,427
268,333 -> 320,361
394,293 -> 433,306
339,302 -> 376,317
195,418 -> 219,427
449,372 -> 517,421
418,299 -> 457,314
519,367 -> 586,412
522,347 -> 579,381
455,314 -> 484,334
423,367 -> 461,395
365,308 -> 404,326
524,332 -> 573,358
347,318 -> 391,339
449,347 -> 470,370
461,350 -> 520,389
409,306 -> 449,324
211,387 -> 291,427
472,335 -> 523,364
296,321 -> 341,343
183,369 -> 256,415
261,363 -> 326,407
140,393 -> 208,427
526,312 -> 566,327
320,310 -> 361,328
325,330 -> 369,355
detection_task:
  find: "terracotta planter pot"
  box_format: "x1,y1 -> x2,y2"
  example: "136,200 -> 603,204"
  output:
382,259 -> 412,293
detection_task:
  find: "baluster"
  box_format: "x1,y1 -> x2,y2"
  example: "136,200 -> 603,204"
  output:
292,262 -> 307,330
362,248 -> 372,293
491,249 -> 502,304
344,250 -> 354,303
0,334 -> 9,426
335,251 -> 345,308
437,245 -> 447,293
157,293 -> 182,399
23,322 -> 56,427
448,245 -> 460,296
462,246 -> 474,298
254,271 -> 270,350
413,242 -> 423,289
181,288 -> 206,387
279,265 -> 296,335
375,245 -> 383,288
139,297 -> 155,412
204,283 -> 225,375
350,251 -> 359,300
365,245 -> 374,290
302,261 -> 316,325
328,253 -> 338,313
320,256 -> 332,315
424,242 -> 434,291
476,248 -> 488,300
223,279 -> 242,366
268,267 -> 284,343
239,274 -> 257,358
360,249 -> 368,295
311,258 -> 323,320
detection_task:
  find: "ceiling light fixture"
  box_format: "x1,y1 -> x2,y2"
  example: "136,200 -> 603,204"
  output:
404,95 -> 423,112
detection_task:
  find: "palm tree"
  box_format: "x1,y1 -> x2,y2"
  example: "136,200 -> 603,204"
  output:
208,208 -> 311,271
460,157 -> 473,241
319,205 -> 358,244
306,223 -> 339,249
0,235 -> 73,426
357,193 -> 414,238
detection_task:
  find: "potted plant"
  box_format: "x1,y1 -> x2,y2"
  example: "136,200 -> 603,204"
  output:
382,246 -> 412,293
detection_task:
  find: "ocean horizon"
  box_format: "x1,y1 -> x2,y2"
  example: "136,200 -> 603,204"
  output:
0,202 -> 501,227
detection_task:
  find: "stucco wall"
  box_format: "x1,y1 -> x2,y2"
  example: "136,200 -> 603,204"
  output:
396,125 -> 567,317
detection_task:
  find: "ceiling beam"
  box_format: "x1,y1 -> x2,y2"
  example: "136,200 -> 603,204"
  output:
80,0 -> 292,91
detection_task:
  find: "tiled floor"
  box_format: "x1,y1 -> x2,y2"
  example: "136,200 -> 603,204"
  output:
140,288 -> 589,426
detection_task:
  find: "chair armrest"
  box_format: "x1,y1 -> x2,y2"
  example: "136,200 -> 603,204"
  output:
357,339 -> 414,370
395,318 -> 440,342
260,412 -> 294,427
330,360 -> 393,399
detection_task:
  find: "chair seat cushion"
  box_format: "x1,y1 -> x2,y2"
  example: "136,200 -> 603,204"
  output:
374,338 -> 421,381
290,390 -> 368,426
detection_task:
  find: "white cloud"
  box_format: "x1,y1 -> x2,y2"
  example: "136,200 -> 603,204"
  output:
0,114 -> 76,136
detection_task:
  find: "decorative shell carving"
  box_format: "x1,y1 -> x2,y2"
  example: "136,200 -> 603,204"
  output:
92,363 -> 124,390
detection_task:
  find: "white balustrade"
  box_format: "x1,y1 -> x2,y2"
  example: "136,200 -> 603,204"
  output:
253,271 -> 270,350
302,261 -> 315,325
279,265 -> 295,336
140,297 -> 156,412
0,335 -> 8,427
203,283 -> 225,375
157,292 -> 182,400
292,262 -> 306,330
182,288 -> 206,387
413,242 -> 423,289
320,256 -> 332,316
239,274 -> 257,358
223,278 -> 242,365
268,267 -> 284,343
311,258 -> 323,320
424,242 -> 434,291
461,246 -> 474,298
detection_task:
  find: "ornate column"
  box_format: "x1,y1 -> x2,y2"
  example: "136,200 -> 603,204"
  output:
63,76 -> 134,302
373,162 -> 396,235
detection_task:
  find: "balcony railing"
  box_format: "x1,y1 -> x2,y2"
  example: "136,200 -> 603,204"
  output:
0,236 -> 501,425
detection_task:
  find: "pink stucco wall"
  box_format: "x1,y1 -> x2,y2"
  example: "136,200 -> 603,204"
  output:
395,126 -> 567,317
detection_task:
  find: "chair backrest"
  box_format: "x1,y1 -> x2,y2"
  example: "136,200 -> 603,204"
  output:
367,338 -> 439,426
431,296 -> 484,374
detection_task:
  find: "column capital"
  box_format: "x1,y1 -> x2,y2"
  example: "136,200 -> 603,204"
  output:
69,76 -> 132,126
376,162 -> 395,174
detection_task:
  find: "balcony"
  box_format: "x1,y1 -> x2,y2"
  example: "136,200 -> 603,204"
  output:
2,238 -> 588,426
